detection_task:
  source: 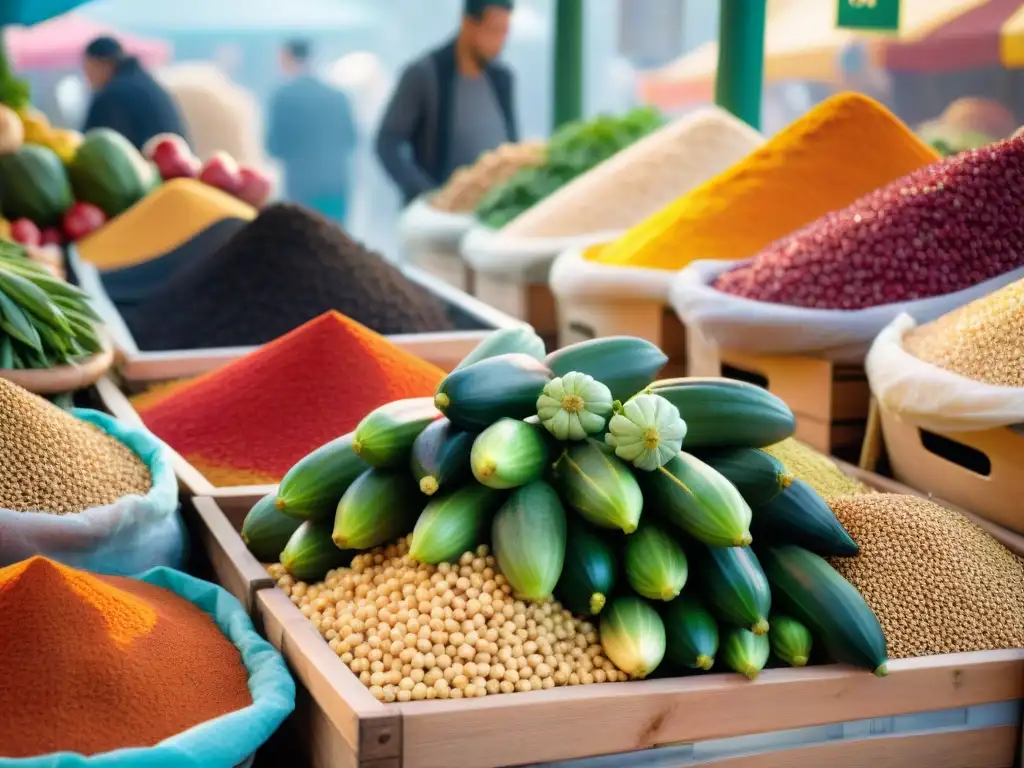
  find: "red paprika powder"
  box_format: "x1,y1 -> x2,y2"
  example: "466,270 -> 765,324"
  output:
0,556 -> 252,757
136,311 -> 446,485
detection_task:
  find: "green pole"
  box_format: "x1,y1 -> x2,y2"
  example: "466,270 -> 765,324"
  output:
553,0 -> 584,128
714,0 -> 767,130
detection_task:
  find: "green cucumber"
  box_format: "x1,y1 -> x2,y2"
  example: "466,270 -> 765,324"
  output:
625,522 -> 688,601
410,484 -> 507,564
455,326 -> 546,370
352,398 -> 439,469
281,520 -> 355,582
721,628 -> 770,680
435,353 -> 553,431
642,451 -> 753,547
753,479 -> 859,556
555,517 -> 618,615
276,434 -> 367,521
471,418 -> 550,489
770,615 -> 813,667
691,447 -> 793,507
492,481 -> 567,601
545,336 -> 667,402
646,378 -> 795,448
332,469 -> 422,550
241,493 -> 303,562
691,542 -> 771,635
760,546 -> 888,676
550,438 -> 643,534
662,594 -> 718,671
600,596 -> 666,679
410,418 -> 475,496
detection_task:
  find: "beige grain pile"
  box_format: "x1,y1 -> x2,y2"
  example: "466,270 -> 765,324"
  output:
903,277 -> 1024,388
500,107 -> 763,239
431,141 -> 546,213
764,438 -> 871,498
0,379 -> 152,514
828,494 -> 1024,658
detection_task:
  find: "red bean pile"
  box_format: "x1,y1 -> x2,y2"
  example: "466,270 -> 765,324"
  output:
713,137 -> 1024,309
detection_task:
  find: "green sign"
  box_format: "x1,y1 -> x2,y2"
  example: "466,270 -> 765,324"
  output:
836,0 -> 900,31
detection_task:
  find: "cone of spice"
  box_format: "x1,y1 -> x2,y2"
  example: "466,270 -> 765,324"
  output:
585,93 -> 938,271
135,311 -> 446,486
0,556 -> 253,757
714,136 -> 1024,309
0,379 -> 151,514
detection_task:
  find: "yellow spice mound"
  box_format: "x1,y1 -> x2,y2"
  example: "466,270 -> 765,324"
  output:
78,178 -> 256,270
585,92 -> 939,270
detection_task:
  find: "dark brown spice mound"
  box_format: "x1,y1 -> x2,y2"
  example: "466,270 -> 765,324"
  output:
122,204 -> 457,350
714,136 -> 1024,309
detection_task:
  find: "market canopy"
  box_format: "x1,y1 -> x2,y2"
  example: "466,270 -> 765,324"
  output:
6,13 -> 170,69
0,0 -> 89,26
641,0 -> 1024,110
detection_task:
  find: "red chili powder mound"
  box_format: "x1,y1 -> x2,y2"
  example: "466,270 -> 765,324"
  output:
714,136 -> 1024,309
0,556 -> 252,758
137,310 -> 446,484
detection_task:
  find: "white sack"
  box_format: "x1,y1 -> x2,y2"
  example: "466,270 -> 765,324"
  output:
399,195 -> 476,253
549,246 -> 676,302
461,225 -> 622,282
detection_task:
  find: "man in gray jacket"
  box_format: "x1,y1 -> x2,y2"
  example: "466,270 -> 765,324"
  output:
376,0 -> 518,204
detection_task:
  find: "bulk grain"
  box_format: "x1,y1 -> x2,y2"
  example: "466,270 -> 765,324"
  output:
715,136 -> 1024,309
500,108 -> 762,239
763,439 -> 871,498
135,312 -> 445,486
0,556 -> 252,757
431,141 -> 546,214
122,203 -> 457,351
585,93 -> 938,271
828,495 -> 1024,658
903,277 -> 1024,388
0,378 -> 151,513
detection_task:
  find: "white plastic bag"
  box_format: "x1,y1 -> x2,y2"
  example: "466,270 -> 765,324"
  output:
461,225 -> 621,282
399,195 -> 476,253
670,259 -> 1024,363
865,314 -> 1024,432
549,246 -> 676,303
0,409 -> 186,575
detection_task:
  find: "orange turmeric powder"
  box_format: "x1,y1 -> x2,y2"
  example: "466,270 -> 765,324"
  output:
585,93 -> 940,271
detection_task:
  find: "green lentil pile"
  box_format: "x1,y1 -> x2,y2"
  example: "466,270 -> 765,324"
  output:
903,277 -> 1024,388
828,494 -> 1024,658
764,438 -> 871,497
268,536 -> 625,703
0,379 -> 152,514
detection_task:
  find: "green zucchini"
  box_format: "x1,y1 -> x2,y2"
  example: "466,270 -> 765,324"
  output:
550,438 -> 643,534
625,522 -> 688,601
352,398 -> 439,468
721,628 -> 770,680
410,484 -> 506,564
646,378 -> 795,448
690,542 -> 771,635
471,418 -> 549,489
241,492 -> 302,562
545,336 -> 667,402
332,469 -> 422,550
435,353 -> 553,431
555,517 -> 618,615
662,594 -> 718,671
600,596 -> 666,679
641,451 -> 753,547
760,545 -> 888,676
454,326 -> 546,371
281,520 -> 355,582
410,418 -> 475,496
770,615 -> 813,667
492,481 -> 567,601
752,479 -> 859,556
276,434 -> 367,521
691,447 -> 793,507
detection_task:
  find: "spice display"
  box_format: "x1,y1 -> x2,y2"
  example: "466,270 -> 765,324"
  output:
77,178 -> 256,270
585,93 -> 937,271
0,378 -> 151,513
763,439 -> 871,498
501,108 -> 762,239
902,277 -> 1024,388
714,136 -> 1024,309
0,556 -> 252,757
431,141 -> 546,214
122,203 -> 459,351
136,312 -> 445,486
828,495 -> 1024,658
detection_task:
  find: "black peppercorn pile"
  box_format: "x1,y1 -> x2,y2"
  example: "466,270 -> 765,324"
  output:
122,204 -> 461,351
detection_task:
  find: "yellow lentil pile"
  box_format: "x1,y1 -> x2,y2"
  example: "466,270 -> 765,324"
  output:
902,278 -> 1024,388
828,494 -> 1024,658
764,439 -> 871,498
269,536 -> 626,702
431,142 -> 546,213
0,379 -> 152,514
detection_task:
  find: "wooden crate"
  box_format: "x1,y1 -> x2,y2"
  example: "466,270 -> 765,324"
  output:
405,242 -> 475,295
473,273 -> 558,350
687,328 -> 871,461
877,403 -> 1024,537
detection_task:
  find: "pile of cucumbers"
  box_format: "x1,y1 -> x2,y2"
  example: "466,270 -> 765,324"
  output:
242,326 -> 889,685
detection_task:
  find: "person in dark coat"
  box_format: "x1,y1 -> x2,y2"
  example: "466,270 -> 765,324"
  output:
82,36 -> 189,150
376,0 -> 518,204
266,39 -> 358,224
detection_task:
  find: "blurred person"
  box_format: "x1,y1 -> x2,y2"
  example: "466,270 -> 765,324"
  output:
82,36 -> 189,149
267,39 -> 357,224
376,0 -> 518,204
